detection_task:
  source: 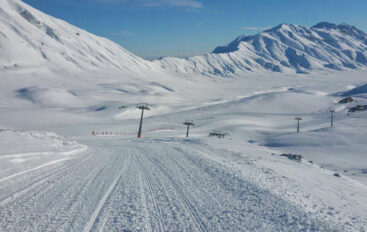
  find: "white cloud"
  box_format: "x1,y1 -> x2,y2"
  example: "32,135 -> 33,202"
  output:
242,26 -> 271,31
97,0 -> 203,9
112,30 -> 135,37
144,0 -> 202,8
121,30 -> 134,36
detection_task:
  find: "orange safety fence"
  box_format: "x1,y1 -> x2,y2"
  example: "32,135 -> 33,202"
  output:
91,127 -> 175,137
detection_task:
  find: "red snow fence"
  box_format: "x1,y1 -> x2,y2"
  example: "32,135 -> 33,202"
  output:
92,127 -> 175,137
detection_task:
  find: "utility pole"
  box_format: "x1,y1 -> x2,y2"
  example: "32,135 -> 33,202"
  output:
183,120 -> 194,137
330,110 -> 335,127
295,117 -> 303,133
136,103 -> 150,138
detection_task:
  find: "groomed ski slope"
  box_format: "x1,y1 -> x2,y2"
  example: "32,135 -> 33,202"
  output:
0,137 -> 359,232
1,67 -> 367,231
1,70 -> 367,231
1,1 -> 367,231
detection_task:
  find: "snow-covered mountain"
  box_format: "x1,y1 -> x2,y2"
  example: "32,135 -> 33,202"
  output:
155,22 -> 367,76
2,0 -> 367,78
0,0 -> 157,73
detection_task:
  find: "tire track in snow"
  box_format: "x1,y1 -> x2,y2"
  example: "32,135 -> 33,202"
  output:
43,156 -> 110,231
0,145 -> 87,182
0,151 -> 53,159
177,144 -> 340,231
135,154 -> 165,232
0,148 -> 125,232
0,157 -> 71,184
83,150 -> 131,232
89,154 -> 148,232
0,153 -> 93,206
141,152 -> 209,232
135,158 -> 153,232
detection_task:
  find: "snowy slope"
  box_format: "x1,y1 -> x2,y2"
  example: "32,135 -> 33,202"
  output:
1,1 -> 367,230
156,22 -> 367,76
3,137 -> 364,231
0,129 -> 84,156
0,0 -> 187,110
2,71 -> 367,231
3,0 -> 367,77
2,0 -> 367,77
0,0 -> 157,73
340,82 -> 367,97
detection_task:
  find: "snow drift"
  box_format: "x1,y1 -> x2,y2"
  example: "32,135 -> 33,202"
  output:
0,129 -> 84,156
17,87 -> 86,107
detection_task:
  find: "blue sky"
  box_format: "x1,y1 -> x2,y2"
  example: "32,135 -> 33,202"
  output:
23,0 -> 367,59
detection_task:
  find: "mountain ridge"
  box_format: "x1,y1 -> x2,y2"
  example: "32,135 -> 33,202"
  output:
0,0 -> 158,73
155,22 -> 367,76
1,0 -> 367,77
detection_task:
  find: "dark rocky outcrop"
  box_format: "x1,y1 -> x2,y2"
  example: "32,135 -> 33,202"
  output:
349,105 -> 367,112
338,97 -> 354,104
280,153 -> 303,162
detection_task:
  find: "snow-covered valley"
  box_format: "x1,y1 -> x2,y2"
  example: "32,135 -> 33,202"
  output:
1,0 -> 367,231
2,68 -> 367,231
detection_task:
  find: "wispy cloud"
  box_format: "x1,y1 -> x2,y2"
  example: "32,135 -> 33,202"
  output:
97,0 -> 203,9
144,0 -> 202,8
242,26 -> 271,31
112,30 -> 135,37
121,30 -> 134,36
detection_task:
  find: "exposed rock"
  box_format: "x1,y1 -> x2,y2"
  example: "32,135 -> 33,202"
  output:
349,105 -> 367,112
338,97 -> 354,104
209,130 -> 226,138
280,153 -> 303,162
334,173 -> 341,177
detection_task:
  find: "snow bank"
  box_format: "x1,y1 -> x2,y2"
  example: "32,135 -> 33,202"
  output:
0,129 -> 85,157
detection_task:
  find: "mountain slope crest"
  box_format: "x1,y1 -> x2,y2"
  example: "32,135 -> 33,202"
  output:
156,22 -> 367,76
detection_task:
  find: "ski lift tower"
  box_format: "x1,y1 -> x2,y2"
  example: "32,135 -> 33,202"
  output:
136,103 -> 150,138
330,110 -> 335,127
183,120 -> 194,137
295,117 -> 303,133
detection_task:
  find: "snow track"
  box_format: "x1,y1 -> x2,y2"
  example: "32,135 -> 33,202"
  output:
141,153 -> 209,232
137,155 -> 165,232
0,157 -> 71,184
83,149 -> 131,232
0,154 -> 93,206
0,138 -> 347,231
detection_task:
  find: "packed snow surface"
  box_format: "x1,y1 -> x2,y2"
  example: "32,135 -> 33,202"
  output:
1,0 -> 367,231
2,69 -> 367,231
